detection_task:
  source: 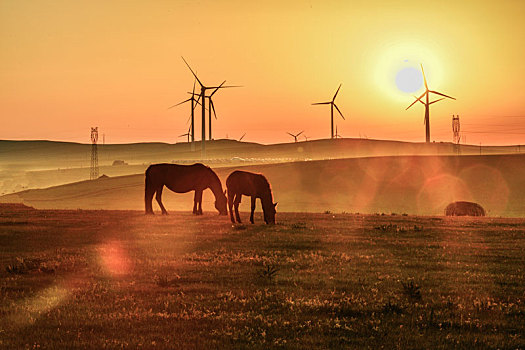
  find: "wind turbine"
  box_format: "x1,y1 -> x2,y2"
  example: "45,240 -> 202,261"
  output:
168,80 -> 201,151
207,81 -> 225,141
334,126 -> 342,139
239,133 -> 246,141
287,131 -> 304,143
181,56 -> 239,158
312,84 -> 345,139
179,124 -> 191,143
406,64 -> 456,143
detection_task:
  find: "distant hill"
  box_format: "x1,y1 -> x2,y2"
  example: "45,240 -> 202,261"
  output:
3,154 -> 524,217
1,138 -> 522,195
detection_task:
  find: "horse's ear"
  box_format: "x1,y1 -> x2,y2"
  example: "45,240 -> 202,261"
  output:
273,202 -> 278,208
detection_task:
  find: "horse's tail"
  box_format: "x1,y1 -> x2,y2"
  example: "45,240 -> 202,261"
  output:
144,166 -> 155,214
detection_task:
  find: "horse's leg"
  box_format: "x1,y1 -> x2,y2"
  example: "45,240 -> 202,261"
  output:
155,186 -> 168,215
234,194 -> 242,223
192,190 -> 199,215
250,196 -> 256,224
228,190 -> 235,223
194,189 -> 203,215
145,186 -> 155,215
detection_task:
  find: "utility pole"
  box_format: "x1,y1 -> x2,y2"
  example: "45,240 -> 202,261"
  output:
452,114 -> 460,155
90,127 -> 99,180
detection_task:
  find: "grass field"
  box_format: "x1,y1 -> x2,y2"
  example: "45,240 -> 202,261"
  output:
1,205 -> 524,349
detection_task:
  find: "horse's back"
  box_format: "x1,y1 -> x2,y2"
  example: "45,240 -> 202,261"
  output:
146,163 -> 211,192
226,170 -> 268,196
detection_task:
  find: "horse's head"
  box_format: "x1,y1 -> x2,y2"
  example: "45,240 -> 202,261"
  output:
264,202 -> 277,225
215,190 -> 228,216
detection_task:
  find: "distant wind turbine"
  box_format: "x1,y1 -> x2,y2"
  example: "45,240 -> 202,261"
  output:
181,56 -> 240,158
334,126 -> 342,139
406,64 -> 456,143
179,125 -> 191,143
287,131 -> 304,143
168,80 -> 201,150
239,133 -> 246,141
207,81 -> 226,141
312,84 -> 345,139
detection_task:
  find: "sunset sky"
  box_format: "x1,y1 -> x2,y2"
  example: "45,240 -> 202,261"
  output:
1,0 -> 524,145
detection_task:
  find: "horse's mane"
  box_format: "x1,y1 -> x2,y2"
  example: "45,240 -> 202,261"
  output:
257,173 -> 272,192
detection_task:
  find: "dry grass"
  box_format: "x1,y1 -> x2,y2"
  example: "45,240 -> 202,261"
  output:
0,207 -> 524,349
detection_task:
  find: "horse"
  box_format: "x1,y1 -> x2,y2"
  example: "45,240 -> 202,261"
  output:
226,170 -> 277,224
145,163 -> 228,216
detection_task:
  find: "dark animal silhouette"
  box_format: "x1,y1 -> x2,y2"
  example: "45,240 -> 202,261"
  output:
445,201 -> 486,216
226,170 -> 277,224
145,163 -> 227,216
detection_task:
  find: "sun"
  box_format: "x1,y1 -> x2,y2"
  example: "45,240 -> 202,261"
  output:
395,66 -> 423,93
371,40 -> 446,102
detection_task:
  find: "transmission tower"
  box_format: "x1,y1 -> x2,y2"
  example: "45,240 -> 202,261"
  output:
90,127 -> 99,180
452,115 -> 460,155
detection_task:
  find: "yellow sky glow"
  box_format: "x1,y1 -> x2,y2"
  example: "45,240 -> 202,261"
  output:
1,0 -> 524,145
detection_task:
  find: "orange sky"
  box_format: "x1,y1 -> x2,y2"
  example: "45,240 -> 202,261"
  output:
1,0 -> 524,145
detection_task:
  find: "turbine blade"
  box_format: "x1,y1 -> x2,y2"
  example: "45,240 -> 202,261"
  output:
421,64 -> 428,90
181,56 -> 204,87
429,90 -> 456,100
416,97 -> 425,105
211,100 -> 217,119
312,101 -> 331,105
210,81 -> 226,97
429,98 -> 445,105
168,98 -> 192,109
193,98 -> 201,108
192,80 -> 196,95
287,132 -> 295,137
406,91 -> 427,110
332,83 -> 342,101
334,103 -> 345,120
239,133 -> 246,141
297,131 -> 304,137
209,85 -> 242,89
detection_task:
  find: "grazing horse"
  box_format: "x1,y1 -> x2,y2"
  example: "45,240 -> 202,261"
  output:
226,170 -> 277,224
145,163 -> 227,216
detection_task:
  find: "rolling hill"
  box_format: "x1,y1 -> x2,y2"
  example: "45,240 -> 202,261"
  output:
1,138 -> 522,195
2,154 -> 524,217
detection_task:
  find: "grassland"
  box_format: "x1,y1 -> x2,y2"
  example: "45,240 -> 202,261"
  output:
1,205 -> 524,349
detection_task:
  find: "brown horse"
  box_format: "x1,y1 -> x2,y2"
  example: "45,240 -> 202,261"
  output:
226,170 -> 276,224
145,163 -> 227,216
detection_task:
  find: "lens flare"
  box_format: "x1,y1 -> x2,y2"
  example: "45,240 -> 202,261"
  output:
98,240 -> 133,276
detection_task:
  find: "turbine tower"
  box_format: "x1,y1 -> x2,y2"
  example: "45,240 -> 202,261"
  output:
168,80 -> 200,151
286,131 -> 304,143
312,84 -> 345,139
181,57 -> 239,158
406,64 -> 456,143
